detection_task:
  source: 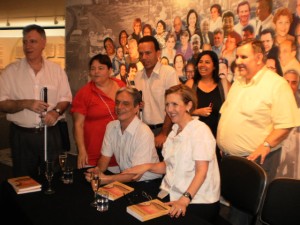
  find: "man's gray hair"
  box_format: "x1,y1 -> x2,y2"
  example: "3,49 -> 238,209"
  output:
116,87 -> 142,107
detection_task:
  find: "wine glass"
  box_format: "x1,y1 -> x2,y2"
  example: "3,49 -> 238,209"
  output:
44,161 -> 55,195
90,173 -> 101,207
58,153 -> 67,182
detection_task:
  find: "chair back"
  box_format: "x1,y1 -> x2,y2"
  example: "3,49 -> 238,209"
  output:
220,156 -> 267,218
260,178 -> 300,225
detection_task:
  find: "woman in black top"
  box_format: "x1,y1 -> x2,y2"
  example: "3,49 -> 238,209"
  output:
186,51 -> 230,164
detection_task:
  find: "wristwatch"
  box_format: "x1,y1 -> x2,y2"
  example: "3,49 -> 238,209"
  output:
53,108 -> 62,116
182,191 -> 192,201
263,141 -> 272,148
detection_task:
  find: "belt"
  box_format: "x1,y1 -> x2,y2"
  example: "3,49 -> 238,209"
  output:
148,123 -> 163,130
12,123 -> 57,133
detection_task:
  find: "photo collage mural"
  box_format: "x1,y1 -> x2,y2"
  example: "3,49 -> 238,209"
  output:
65,0 -> 298,95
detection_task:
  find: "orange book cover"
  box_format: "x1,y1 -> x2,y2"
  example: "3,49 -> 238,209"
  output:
99,181 -> 134,201
126,199 -> 170,222
8,176 -> 41,194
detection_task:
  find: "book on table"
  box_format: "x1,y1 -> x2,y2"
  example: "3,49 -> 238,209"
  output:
98,181 -> 134,201
8,176 -> 41,194
126,199 -> 171,222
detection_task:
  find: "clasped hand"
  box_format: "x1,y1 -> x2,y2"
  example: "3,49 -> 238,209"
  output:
167,197 -> 189,218
29,100 -> 58,126
122,164 -> 151,181
84,167 -> 110,184
41,111 -> 59,126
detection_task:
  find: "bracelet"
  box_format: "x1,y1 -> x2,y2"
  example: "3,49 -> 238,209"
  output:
263,141 -> 272,148
182,191 -> 192,201
53,108 -> 63,116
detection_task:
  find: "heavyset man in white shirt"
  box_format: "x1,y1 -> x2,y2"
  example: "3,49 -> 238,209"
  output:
217,38 -> 300,225
217,39 -> 300,182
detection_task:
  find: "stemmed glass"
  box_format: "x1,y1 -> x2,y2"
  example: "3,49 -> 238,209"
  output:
44,161 -> 55,195
90,172 -> 101,207
58,153 -> 67,182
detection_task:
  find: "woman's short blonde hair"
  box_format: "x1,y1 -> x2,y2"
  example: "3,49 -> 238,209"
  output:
165,84 -> 197,113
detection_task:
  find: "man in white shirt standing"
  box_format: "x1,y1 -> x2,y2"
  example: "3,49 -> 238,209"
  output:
134,36 -> 179,160
0,24 -> 72,178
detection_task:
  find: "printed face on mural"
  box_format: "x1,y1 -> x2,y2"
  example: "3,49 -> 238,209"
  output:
65,0 -> 298,93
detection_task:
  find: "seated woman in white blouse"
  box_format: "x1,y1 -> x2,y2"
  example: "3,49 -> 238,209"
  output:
123,84 -> 220,223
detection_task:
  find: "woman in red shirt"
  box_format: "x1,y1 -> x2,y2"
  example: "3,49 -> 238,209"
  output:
71,54 -> 125,169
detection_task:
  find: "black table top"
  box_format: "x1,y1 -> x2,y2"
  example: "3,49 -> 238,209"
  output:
0,169 -> 213,225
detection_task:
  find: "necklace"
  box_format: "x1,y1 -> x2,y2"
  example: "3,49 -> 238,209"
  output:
97,93 -> 115,120
96,79 -> 115,99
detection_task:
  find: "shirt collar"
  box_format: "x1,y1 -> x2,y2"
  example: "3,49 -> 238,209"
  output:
235,66 -> 267,86
113,116 -> 140,135
142,61 -> 162,79
171,118 -> 196,136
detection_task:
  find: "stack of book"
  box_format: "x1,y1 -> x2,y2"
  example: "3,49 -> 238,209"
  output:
127,199 -> 170,222
8,176 -> 41,194
98,181 -> 134,201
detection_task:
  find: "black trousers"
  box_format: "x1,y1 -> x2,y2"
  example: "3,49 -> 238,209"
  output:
10,123 -> 63,179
